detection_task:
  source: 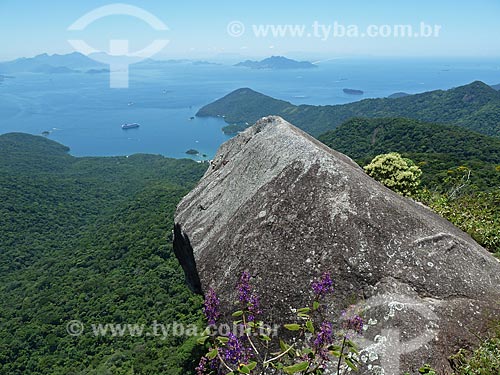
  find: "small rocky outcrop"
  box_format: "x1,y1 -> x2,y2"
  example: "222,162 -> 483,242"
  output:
173,116 -> 500,374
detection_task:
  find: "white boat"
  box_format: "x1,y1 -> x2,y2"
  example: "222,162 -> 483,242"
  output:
122,123 -> 140,129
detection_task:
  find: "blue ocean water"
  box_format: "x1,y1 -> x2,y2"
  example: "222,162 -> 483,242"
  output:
0,58 -> 499,158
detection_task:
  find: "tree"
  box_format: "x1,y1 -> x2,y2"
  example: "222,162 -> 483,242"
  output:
364,152 -> 422,196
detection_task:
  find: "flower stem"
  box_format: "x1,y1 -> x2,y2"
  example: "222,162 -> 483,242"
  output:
337,336 -> 347,375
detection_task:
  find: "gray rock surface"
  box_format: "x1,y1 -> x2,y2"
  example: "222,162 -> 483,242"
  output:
173,116 -> 500,374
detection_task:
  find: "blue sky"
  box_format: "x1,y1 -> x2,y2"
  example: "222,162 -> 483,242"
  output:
0,0 -> 499,61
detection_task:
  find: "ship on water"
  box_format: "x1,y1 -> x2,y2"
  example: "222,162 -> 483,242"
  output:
121,123 -> 140,129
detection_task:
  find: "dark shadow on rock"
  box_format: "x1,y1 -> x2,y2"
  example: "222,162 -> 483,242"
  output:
173,223 -> 203,295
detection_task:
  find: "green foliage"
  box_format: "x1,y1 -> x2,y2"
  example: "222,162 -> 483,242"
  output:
450,322 -> 500,375
364,153 -> 422,196
318,117 -> 500,191
221,124 -> 250,135
0,133 -> 207,374
418,190 -> 500,255
197,81 -> 500,137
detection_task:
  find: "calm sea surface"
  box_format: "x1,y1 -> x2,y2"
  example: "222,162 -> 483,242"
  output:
0,58 -> 499,158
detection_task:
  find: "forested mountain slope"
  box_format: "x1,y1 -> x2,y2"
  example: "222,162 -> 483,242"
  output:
197,81 -> 500,137
0,133 -> 206,374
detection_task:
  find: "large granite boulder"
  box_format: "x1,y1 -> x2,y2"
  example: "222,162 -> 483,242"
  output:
173,116 -> 500,374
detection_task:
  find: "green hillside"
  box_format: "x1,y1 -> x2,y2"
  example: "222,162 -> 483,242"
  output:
317,117 -> 500,190
196,81 -> 500,137
0,133 -> 207,374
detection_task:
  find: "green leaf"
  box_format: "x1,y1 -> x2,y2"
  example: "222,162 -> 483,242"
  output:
330,350 -> 341,357
280,339 -> 289,352
272,362 -> 284,370
247,362 -> 257,370
217,336 -> 229,344
232,310 -> 244,317
260,334 -> 272,341
284,324 -> 301,331
197,336 -> 209,345
238,365 -> 250,374
283,361 -> 309,374
207,348 -> 218,360
297,307 -> 311,313
306,320 -> 314,333
346,340 -> 359,353
313,301 -> 320,310
345,358 -> 357,370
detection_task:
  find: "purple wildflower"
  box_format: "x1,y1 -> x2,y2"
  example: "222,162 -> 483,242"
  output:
312,272 -> 334,297
224,333 -> 250,366
238,271 -> 252,304
237,272 -> 262,321
195,356 -> 208,375
313,321 -> 334,362
247,293 -> 262,322
344,314 -> 364,335
203,288 -> 220,325
313,321 -> 334,348
195,355 -> 219,375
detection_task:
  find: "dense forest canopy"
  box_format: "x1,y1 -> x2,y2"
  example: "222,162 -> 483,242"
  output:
318,117 -> 500,191
0,133 -> 207,374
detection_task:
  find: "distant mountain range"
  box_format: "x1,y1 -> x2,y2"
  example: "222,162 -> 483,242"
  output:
234,56 -> 317,69
0,52 -> 105,73
0,52 -> 221,74
196,81 -> 500,137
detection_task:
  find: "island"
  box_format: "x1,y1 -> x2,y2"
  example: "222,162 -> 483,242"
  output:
388,92 -> 410,99
192,60 -> 221,66
491,84 -> 500,91
33,65 -> 79,74
234,56 -> 317,70
195,81 -> 500,138
0,52 -> 104,74
343,88 -> 364,95
185,149 -> 200,155
86,68 -> 110,74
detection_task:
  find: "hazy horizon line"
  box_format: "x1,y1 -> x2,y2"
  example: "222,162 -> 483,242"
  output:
2,50 -> 500,64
